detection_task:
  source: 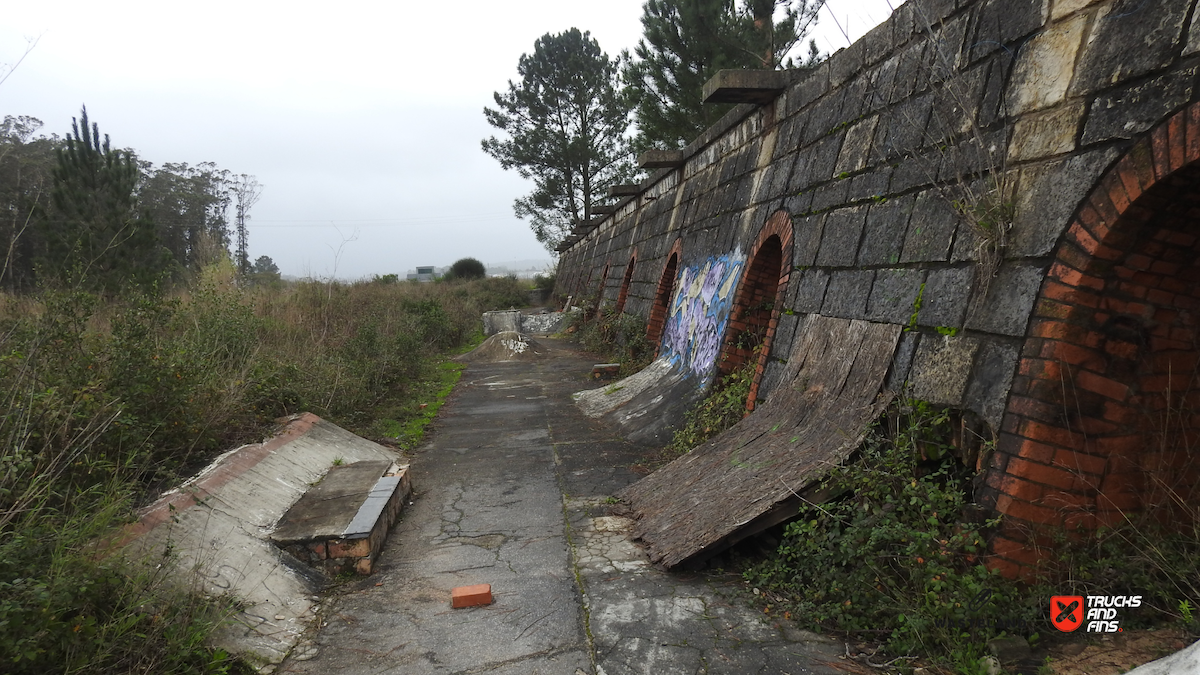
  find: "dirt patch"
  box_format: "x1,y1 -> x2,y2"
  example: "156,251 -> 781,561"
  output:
455,331 -> 544,363
1044,628 -> 1194,674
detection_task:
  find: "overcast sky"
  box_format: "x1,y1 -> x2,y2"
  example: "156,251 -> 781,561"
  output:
1,0 -> 897,280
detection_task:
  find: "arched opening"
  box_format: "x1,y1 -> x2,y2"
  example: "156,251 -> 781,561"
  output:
717,236 -> 782,404
614,253 -> 636,316
714,212 -> 793,411
646,252 -> 679,349
989,106 -> 1200,576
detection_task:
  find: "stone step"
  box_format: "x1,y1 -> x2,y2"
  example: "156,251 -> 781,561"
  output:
271,459 -> 412,575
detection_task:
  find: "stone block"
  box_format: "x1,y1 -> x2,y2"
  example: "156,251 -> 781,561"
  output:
792,213 -> 825,266
788,269 -> 830,313
1008,102 -> 1085,162
1006,13 -> 1087,115
802,90 -> 846,145
862,17 -> 895,67
964,340 -> 1021,429
883,91 -> 936,157
810,180 -> 849,212
1082,67 -> 1196,145
787,62 -> 830,115
829,39 -> 865,89
834,116 -> 880,176
816,206 -> 868,267
1010,147 -> 1120,257
847,168 -> 892,203
979,55 -> 1014,127
901,190 -> 958,263
1069,0 -> 1190,95
887,330 -> 922,391
451,584 -> 493,609
919,266 -> 974,328
890,40 -> 928,104
868,268 -> 927,324
908,335 -> 981,406
1189,5 -> 1200,55
821,270 -> 875,319
965,263 -> 1046,336
771,312 -> 800,356
987,635 -> 1032,663
891,150 -> 940,192
1052,0 -> 1104,20
858,195 -> 914,266
968,0 -> 1046,63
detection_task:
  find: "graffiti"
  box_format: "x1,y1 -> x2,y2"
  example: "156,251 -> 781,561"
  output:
660,252 -> 744,377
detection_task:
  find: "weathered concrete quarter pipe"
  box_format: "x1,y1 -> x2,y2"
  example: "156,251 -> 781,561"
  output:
558,0 -> 1200,575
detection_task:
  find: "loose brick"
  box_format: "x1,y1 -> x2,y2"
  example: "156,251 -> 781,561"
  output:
451,584 -> 494,608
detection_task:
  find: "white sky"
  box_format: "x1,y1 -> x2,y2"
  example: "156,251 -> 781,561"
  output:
1,0 -> 897,279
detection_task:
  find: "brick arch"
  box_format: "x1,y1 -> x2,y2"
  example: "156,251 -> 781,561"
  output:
716,210 -> 794,412
986,103 -> 1200,578
647,239 -> 684,349
614,250 -> 637,316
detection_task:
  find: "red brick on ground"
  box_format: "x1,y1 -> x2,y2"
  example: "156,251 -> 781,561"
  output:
451,584 -> 493,608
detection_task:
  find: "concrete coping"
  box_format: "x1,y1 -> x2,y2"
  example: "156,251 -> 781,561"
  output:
607,184 -> 641,197
638,149 -> 686,169
271,459 -> 399,544
701,69 -> 787,104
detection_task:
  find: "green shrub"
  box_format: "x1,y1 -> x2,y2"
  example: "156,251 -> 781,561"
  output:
663,358 -> 756,458
745,401 -> 1039,662
445,257 -> 486,280
572,308 -> 653,377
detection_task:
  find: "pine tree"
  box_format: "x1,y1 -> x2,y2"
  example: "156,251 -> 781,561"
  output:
41,106 -> 167,292
483,29 -> 634,251
624,0 -> 823,152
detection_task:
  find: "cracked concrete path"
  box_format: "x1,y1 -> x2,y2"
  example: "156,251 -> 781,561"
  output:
279,339 -> 848,675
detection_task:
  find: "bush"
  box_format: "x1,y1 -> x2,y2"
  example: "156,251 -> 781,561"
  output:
745,401 -> 1039,664
571,307 -> 654,377
445,257 -> 486,280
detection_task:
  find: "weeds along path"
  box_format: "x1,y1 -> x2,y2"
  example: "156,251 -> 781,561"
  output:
278,337 -> 846,675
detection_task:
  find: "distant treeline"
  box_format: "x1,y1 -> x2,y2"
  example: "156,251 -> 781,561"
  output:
0,108 -> 263,293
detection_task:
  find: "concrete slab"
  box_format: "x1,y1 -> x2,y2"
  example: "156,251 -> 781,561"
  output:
279,338 -> 846,675
118,413 -> 403,672
573,356 -> 705,445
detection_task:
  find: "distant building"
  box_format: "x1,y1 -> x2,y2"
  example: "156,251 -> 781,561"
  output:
406,266 -> 436,282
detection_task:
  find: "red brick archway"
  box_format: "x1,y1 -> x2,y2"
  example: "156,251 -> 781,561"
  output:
986,103 -> 1200,578
716,211 -> 794,412
647,239 -> 683,350
615,250 -> 637,316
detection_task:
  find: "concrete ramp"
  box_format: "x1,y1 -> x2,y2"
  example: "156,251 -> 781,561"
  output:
118,413 -> 405,671
573,356 -> 706,445
619,315 -> 903,568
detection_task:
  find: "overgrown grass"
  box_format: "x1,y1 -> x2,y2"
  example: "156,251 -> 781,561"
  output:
0,267 -> 526,672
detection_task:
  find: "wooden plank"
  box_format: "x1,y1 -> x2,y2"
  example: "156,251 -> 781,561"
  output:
618,315 -> 903,568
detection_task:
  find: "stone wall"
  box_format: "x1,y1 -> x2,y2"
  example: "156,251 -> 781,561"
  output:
557,0 -> 1200,576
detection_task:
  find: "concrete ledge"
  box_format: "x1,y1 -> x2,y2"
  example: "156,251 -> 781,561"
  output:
271,461 -> 412,575
702,69 -> 787,104
118,413 -> 404,669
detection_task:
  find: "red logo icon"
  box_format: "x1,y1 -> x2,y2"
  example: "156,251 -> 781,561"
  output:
1051,595 -> 1084,632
